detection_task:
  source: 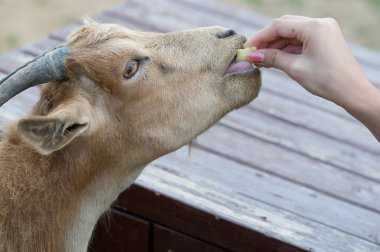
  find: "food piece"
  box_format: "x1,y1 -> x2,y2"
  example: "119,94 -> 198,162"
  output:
236,47 -> 257,62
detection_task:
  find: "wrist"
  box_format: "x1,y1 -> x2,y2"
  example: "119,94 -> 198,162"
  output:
334,74 -> 375,110
341,80 -> 380,141
342,81 -> 379,114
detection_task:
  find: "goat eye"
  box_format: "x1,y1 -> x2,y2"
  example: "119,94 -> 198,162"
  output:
123,60 -> 139,79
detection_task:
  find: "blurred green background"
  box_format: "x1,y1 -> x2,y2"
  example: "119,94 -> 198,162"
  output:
0,0 -> 380,54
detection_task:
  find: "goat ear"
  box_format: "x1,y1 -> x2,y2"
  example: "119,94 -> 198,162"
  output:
17,116 -> 88,155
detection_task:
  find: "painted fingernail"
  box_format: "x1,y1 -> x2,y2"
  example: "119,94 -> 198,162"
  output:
248,52 -> 265,63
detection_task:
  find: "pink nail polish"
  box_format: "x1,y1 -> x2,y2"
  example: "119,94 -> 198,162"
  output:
248,52 -> 265,63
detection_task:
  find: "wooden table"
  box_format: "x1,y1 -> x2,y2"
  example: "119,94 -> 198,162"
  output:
1,0 -> 379,251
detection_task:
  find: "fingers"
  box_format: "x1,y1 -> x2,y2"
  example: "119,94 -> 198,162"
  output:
266,38 -> 303,55
244,16 -> 311,48
282,45 -> 302,55
248,49 -> 300,74
266,38 -> 303,50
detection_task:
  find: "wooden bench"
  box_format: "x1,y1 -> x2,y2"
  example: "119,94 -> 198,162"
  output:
1,0 -> 379,251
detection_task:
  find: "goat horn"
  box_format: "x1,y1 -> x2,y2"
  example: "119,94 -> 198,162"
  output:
0,46 -> 68,107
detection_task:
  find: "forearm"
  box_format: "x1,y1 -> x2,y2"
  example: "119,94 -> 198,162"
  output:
340,80 -> 380,142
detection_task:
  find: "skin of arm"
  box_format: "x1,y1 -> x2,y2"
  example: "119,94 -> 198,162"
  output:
343,79 -> 380,142
245,15 -> 380,142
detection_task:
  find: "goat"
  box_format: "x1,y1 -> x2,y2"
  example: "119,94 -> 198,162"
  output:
0,22 -> 261,252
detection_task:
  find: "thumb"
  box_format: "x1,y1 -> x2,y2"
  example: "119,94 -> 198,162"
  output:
248,49 -> 297,73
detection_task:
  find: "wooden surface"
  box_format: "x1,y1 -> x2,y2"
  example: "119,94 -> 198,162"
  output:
0,0 -> 380,251
153,224 -> 224,252
89,209 -> 150,252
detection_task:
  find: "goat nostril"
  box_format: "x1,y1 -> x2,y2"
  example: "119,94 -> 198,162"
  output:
216,29 -> 236,39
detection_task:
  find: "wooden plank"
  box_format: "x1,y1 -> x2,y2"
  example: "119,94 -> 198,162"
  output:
88,209 -> 150,252
154,147 -> 380,244
259,70 -> 357,123
222,107 -> 380,182
194,124 -> 380,214
250,90 -> 379,154
96,10 -> 166,33
123,171 -> 380,252
49,22 -> 81,41
116,185 -> 306,252
153,224 -> 227,252
0,86 -> 39,122
0,50 -> 33,73
0,52 -> 41,121
19,37 -> 62,56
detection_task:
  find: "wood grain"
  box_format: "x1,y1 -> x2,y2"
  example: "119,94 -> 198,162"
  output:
153,224 -> 227,252
88,209 -> 150,252
116,185 -> 307,252
154,147 -> 380,244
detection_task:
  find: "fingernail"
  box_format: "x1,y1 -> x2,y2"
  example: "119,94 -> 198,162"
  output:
248,52 -> 265,63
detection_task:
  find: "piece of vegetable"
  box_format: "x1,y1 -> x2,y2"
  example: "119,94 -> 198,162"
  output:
236,47 -> 257,62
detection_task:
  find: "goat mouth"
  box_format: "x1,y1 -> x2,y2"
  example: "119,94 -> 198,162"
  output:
224,51 -> 255,76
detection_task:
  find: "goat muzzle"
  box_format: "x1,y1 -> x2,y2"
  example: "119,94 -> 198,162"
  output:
0,46 -> 68,107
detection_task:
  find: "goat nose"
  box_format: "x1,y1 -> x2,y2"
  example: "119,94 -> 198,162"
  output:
216,28 -> 236,39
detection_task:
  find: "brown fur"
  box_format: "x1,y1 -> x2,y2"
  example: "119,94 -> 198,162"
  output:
0,22 -> 261,252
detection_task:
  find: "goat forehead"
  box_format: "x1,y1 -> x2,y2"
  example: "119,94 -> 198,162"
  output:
68,23 -> 154,48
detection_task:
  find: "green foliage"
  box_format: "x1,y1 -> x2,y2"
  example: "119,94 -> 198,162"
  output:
367,0 -> 380,8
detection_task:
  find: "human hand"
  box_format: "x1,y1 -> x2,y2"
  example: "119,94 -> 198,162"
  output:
245,15 -> 380,142
244,15 -> 373,107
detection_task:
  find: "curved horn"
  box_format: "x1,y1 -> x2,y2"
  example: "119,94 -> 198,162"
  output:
0,46 -> 68,107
